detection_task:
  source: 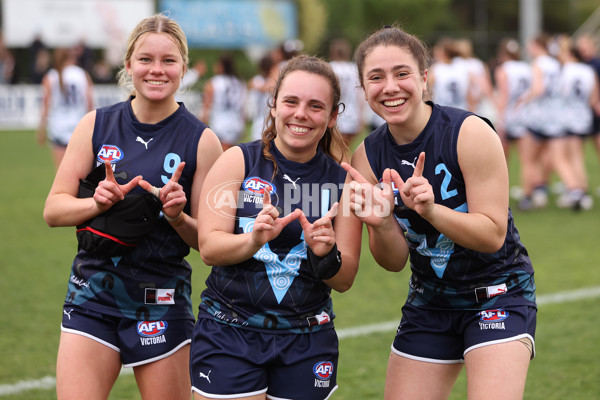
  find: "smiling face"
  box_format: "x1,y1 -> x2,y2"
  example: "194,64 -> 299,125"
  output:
362,45 -> 428,128
271,70 -> 338,162
126,32 -> 185,103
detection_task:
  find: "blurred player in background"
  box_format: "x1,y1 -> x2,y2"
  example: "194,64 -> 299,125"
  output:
200,52 -> 247,150
37,46 -> 94,169
329,37 -> 365,146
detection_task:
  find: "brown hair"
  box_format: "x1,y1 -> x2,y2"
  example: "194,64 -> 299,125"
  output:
354,25 -> 430,88
116,13 -> 189,92
261,55 -> 348,175
52,47 -> 74,95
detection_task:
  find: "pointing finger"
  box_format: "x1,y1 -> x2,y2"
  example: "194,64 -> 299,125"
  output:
323,201 -> 339,221
297,209 -> 311,231
138,179 -> 161,198
389,168 -> 404,192
262,189 -> 271,207
341,162 -> 368,184
279,208 -> 301,228
104,160 -> 116,183
413,152 -> 425,178
170,162 -> 185,183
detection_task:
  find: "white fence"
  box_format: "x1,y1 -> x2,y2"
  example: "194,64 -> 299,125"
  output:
0,84 -> 203,130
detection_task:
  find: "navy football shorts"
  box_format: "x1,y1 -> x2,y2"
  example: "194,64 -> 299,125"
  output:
190,318 -> 339,400
391,303 -> 536,364
61,304 -> 194,367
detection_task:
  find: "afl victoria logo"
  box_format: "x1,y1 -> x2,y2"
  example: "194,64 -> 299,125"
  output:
137,321 -> 168,337
313,361 -> 334,380
243,176 -> 276,195
479,309 -> 509,322
97,144 -> 124,163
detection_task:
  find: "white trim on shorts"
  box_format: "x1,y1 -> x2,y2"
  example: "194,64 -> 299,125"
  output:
191,386 -> 268,399
123,338 -> 191,368
61,324 -> 121,353
390,343 -> 464,365
266,385 -> 338,400
464,333 -> 536,359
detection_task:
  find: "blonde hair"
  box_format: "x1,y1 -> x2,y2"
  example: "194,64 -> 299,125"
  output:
116,13 -> 189,93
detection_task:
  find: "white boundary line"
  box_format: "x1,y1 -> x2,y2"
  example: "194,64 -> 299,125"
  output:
2,286 -> 600,396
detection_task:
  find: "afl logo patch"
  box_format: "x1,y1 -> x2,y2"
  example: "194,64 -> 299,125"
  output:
313,361 -> 334,380
137,321 -> 168,337
479,309 -> 509,322
242,176 -> 276,195
97,144 -> 124,163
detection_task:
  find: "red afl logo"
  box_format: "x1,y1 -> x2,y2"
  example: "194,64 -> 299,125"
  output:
137,321 -> 168,337
313,361 -> 334,380
479,309 -> 509,322
243,176 -> 276,195
97,144 -> 124,163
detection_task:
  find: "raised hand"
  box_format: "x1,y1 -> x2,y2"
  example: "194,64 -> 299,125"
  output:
298,202 -> 338,258
93,161 -> 142,212
396,152 -> 435,217
138,162 -> 187,220
341,162 -> 395,227
250,190 -> 301,247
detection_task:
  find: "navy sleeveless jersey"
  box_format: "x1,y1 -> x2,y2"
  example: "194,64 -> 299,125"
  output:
364,102 -> 536,310
65,98 -> 207,321
198,140 -> 347,333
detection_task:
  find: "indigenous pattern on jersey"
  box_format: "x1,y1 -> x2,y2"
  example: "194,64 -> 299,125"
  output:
64,98 -> 206,321
364,102 -> 536,311
46,65 -> 90,145
198,140 -> 346,333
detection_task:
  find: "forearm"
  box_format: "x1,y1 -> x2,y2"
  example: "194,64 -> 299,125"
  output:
44,194 -> 103,227
424,204 -> 506,253
367,218 -> 409,272
199,231 -> 262,266
166,212 -> 199,250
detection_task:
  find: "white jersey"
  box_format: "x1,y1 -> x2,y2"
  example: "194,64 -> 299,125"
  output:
560,61 -> 596,135
498,60 -> 532,138
330,60 -> 363,134
209,74 -> 247,145
430,58 -> 470,110
525,54 -> 562,137
46,65 -> 90,146
246,74 -> 272,141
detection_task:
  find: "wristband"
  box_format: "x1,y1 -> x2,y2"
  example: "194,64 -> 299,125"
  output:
307,243 -> 342,280
164,212 -> 185,225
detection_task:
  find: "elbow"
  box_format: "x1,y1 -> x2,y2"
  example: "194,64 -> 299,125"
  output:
43,208 -> 58,228
478,228 -> 506,253
481,237 -> 505,254
331,277 -> 355,293
199,247 -> 217,266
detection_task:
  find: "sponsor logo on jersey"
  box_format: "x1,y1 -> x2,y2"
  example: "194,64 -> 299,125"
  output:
97,144 -> 123,163
242,176 -> 276,195
478,309 -> 508,330
137,321 -> 168,337
144,288 -> 175,305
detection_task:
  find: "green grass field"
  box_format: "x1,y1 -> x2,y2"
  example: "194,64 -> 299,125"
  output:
1,130 -> 599,399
